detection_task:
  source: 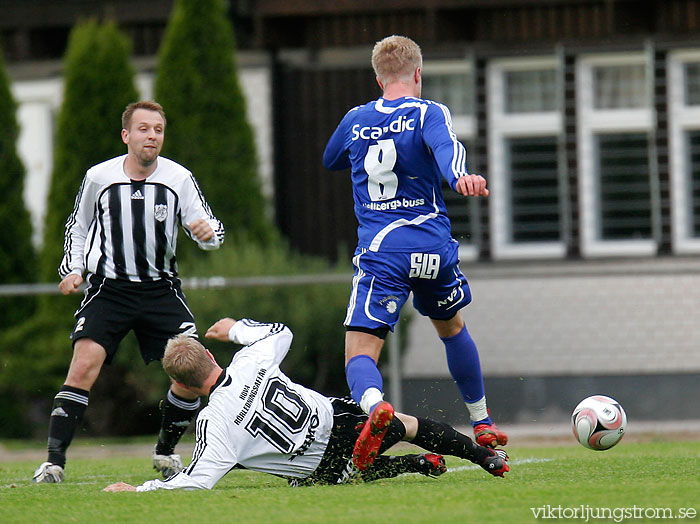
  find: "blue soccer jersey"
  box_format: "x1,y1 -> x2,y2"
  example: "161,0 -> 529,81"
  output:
323,96 -> 468,253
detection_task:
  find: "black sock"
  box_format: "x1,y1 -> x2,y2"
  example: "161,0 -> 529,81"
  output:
377,415 -> 407,455
361,455 -> 407,481
47,385 -> 89,468
411,417 -> 489,464
155,390 -> 200,455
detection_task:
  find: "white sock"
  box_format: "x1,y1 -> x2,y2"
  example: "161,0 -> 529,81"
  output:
466,396 -> 488,424
360,388 -> 384,415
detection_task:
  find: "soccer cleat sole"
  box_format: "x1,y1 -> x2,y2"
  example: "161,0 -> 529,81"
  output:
353,401 -> 395,471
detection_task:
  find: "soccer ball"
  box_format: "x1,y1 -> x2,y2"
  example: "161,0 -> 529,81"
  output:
571,395 -> 627,450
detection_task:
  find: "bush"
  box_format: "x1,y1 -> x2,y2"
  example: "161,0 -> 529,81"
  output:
0,235 -> 357,438
154,0 -> 272,258
39,19 -> 138,282
0,45 -> 37,330
0,20 -> 139,439
0,305 -> 80,437
181,236 -> 352,396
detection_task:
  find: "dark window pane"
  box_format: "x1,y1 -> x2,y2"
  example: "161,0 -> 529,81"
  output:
506,137 -> 561,242
687,130 -> 700,236
443,179 -> 477,245
685,63 -> 700,106
596,133 -> 652,240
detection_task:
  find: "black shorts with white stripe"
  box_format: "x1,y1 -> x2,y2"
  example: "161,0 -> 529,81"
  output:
70,273 -> 197,364
300,397 -> 405,485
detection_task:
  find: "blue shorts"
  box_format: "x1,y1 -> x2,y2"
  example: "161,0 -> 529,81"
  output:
344,240 -> 472,331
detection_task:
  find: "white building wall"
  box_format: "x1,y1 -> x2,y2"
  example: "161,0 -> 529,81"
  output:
402,259 -> 700,378
11,78 -> 62,247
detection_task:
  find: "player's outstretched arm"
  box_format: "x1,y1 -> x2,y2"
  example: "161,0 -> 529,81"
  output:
205,318 -> 237,341
210,318 -> 293,363
103,482 -> 136,492
323,111 -> 353,171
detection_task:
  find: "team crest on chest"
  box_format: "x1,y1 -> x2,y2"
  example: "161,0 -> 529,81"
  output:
154,204 -> 168,222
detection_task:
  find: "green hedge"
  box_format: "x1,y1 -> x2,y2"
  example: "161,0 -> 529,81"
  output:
0,45 -> 37,330
39,19 -> 138,282
0,19 -> 140,439
182,238 -> 352,396
0,238 -> 355,438
155,0 -> 272,260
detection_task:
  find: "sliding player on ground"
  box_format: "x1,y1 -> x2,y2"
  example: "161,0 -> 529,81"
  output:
104,317 -> 508,492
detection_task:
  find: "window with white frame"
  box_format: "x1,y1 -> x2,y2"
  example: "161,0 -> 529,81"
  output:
487,57 -> 565,259
422,60 -> 478,259
422,61 -> 474,136
577,53 -> 657,257
668,49 -> 700,253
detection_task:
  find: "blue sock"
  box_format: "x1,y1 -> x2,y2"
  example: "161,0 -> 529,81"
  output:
442,324 -> 492,426
345,354 -> 383,408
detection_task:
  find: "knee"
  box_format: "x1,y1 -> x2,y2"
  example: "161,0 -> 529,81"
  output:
344,330 -> 385,364
433,314 -> 466,339
65,339 -> 106,388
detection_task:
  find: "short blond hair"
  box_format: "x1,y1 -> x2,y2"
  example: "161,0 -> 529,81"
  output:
162,335 -> 215,388
121,100 -> 167,131
371,35 -> 422,85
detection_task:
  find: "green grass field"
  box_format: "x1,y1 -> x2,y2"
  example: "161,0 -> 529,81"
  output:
2,440 -> 698,524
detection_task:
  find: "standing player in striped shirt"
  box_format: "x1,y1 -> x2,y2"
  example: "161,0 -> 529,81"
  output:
323,36 -> 506,470
32,101 -> 225,483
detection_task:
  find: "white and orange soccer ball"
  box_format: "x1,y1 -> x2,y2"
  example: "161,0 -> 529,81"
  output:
571,395 -> 627,450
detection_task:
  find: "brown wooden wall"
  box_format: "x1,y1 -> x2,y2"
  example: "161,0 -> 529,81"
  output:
6,0 -> 700,61
273,61 -> 379,261
253,0 -> 700,49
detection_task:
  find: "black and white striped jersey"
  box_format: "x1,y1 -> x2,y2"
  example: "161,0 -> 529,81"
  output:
59,155 -> 224,282
136,320 -> 335,491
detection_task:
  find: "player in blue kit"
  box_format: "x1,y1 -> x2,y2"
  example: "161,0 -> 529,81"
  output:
323,35 -> 507,470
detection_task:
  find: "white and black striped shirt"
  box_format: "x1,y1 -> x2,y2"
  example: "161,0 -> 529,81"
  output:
60,155 -> 224,282
135,320 -> 335,491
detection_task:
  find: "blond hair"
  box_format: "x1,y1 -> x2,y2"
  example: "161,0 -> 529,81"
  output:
121,100 -> 167,131
162,335 -> 215,388
371,35 -> 422,85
